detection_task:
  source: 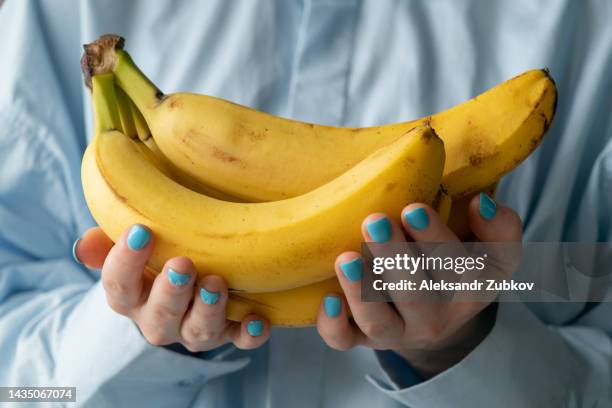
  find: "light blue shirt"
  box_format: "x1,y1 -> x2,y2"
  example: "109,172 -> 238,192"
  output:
1,0 -> 611,406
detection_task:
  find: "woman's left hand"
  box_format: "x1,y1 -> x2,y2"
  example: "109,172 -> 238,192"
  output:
316,193 -> 523,379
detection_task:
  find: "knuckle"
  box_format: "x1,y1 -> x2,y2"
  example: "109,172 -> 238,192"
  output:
150,303 -> 183,321
184,325 -> 218,343
183,342 -> 203,353
234,341 -> 251,350
329,341 -> 353,351
105,297 -> 130,315
317,328 -> 353,351
142,328 -> 170,346
414,323 -> 446,347
102,278 -> 131,299
360,321 -> 389,339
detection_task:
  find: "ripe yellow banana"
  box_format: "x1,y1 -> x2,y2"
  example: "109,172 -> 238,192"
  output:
108,84 -> 453,326
227,277 -> 343,327
81,34 -> 556,202
225,190 -> 452,326
82,74 -> 446,293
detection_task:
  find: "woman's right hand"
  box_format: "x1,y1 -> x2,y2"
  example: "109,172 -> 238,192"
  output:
73,225 -> 270,352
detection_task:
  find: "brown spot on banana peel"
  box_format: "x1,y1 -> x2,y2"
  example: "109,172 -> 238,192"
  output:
421,118 -> 438,143
447,76 -> 556,198
236,123 -> 267,142
531,87 -> 548,111
177,146 -> 197,166
540,112 -> 551,133
168,97 -> 182,109
469,154 -> 484,167
385,182 -> 397,192
212,146 -> 242,163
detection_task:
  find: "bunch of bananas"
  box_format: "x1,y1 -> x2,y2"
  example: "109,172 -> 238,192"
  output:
80,34 -> 556,326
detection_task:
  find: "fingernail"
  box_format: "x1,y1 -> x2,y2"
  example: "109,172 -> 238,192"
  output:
366,217 -> 392,243
479,192 -> 497,220
127,225 -> 150,250
72,238 -> 83,265
340,258 -> 362,282
247,320 -> 264,337
324,295 -> 341,318
200,287 -> 220,305
404,207 -> 429,230
167,268 -> 191,286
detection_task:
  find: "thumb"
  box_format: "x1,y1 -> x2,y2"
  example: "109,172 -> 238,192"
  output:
73,227 -> 114,269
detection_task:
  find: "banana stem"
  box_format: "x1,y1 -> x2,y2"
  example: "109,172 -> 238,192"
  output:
114,85 -> 138,139
81,34 -> 162,118
130,97 -> 152,141
113,50 -> 162,112
92,74 -> 122,134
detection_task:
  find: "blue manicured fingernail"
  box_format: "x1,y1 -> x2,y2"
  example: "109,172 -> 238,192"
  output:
247,320 -> 264,337
72,238 -> 83,264
127,225 -> 150,250
200,287 -> 220,305
167,268 -> 191,286
340,258 -> 362,282
366,217 -> 392,243
404,207 -> 430,230
324,295 -> 341,318
479,192 -> 497,220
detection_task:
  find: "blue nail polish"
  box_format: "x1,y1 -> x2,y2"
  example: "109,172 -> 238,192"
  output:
72,238 -> 83,265
247,320 -> 264,337
479,193 -> 497,220
324,295 -> 341,318
200,287 -> 220,305
167,268 -> 191,286
404,208 -> 430,230
340,258 -> 363,282
366,217 -> 392,243
127,225 -> 150,250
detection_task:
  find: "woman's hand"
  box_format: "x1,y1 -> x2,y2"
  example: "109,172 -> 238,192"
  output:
316,193 -> 522,379
73,226 -> 270,352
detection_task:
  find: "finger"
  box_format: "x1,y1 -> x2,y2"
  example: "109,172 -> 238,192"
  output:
334,252 -> 404,345
227,315 -> 270,350
101,224 -> 153,314
398,204 -> 463,317
73,227 -> 114,269
316,293 -> 364,350
181,275 -> 229,349
138,256 -> 196,346
361,213 -> 406,243
468,193 -> 523,242
401,204 -> 459,243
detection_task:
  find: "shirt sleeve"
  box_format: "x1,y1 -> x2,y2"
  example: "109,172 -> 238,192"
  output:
0,2 -> 250,405
0,106 -> 250,404
368,300 -> 612,407
368,143 -> 612,407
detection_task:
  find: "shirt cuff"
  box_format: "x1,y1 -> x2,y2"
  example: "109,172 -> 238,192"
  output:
373,349 -> 423,389
367,301 -> 575,407
56,282 -> 250,405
